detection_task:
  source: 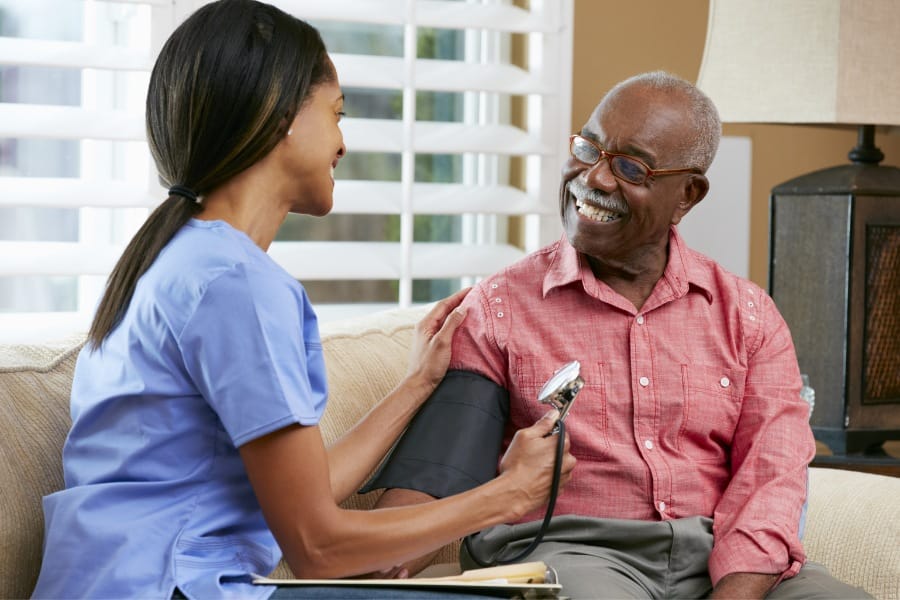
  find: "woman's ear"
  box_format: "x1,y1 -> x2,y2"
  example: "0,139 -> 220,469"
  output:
671,174 -> 709,225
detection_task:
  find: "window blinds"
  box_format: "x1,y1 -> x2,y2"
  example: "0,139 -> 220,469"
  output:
0,0 -> 573,342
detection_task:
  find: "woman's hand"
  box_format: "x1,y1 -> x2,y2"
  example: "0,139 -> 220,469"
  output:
405,287 -> 470,388
497,410 -> 576,519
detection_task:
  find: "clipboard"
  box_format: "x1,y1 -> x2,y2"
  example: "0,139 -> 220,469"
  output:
252,561 -> 562,598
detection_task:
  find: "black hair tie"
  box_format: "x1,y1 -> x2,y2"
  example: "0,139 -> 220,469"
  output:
168,184 -> 199,202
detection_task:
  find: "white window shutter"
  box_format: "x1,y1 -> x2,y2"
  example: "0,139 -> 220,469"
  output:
0,0 -> 573,342
0,0 -> 171,342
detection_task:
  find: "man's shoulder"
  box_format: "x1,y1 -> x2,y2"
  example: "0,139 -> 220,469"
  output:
477,240 -> 562,289
681,243 -> 767,300
461,240 -> 562,331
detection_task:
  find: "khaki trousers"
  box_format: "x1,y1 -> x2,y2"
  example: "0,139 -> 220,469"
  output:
461,515 -> 871,600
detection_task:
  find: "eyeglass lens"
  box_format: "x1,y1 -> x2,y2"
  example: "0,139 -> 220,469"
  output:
571,136 -> 648,184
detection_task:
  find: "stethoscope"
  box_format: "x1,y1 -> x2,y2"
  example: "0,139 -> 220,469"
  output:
464,361 -> 584,566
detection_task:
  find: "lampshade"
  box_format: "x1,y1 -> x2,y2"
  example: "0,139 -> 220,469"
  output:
696,0 -> 900,126
695,1 -> 900,459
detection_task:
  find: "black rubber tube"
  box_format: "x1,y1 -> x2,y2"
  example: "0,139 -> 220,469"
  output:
462,419 -> 566,566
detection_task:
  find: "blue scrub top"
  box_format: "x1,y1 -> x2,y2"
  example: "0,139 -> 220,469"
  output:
32,220 -> 328,600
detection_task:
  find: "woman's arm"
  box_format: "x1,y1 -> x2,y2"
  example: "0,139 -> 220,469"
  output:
323,287 -> 470,502
240,408 -> 572,579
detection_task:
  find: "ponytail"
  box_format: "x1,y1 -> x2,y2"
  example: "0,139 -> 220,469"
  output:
87,0 -> 331,348
87,195 -> 201,348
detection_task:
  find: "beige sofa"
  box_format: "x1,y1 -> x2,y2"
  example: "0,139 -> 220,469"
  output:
2,307 -> 898,599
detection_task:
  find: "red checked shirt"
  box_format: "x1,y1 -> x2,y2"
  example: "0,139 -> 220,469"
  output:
448,226 -> 815,586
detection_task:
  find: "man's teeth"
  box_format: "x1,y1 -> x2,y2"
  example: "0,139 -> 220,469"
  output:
576,199 -> 621,222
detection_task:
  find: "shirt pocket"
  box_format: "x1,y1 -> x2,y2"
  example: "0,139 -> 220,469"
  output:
676,363 -> 746,461
174,533 -> 275,577
511,355 -> 609,453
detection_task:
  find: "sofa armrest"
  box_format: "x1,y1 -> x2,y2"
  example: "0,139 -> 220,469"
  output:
1,336 -> 84,599
805,466 -> 900,598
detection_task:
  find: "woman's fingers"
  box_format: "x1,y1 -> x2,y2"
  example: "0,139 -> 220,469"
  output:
418,286 -> 471,337
407,287 -> 471,384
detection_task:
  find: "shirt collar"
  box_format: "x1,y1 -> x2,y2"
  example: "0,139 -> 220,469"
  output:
664,226 -> 715,304
542,236 -> 584,297
543,226 -> 715,304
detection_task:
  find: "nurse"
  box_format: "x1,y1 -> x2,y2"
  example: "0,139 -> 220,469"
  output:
31,1 -> 575,598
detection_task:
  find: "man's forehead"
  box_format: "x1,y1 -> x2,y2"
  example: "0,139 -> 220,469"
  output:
584,85 -> 692,161
599,83 -> 680,116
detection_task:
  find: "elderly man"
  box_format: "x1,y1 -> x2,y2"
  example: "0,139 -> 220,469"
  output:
366,72 -> 868,599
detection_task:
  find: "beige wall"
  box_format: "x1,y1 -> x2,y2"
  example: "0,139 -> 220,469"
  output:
572,0 -> 900,287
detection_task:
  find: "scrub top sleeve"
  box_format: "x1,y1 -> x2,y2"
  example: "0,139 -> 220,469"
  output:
178,264 -> 328,447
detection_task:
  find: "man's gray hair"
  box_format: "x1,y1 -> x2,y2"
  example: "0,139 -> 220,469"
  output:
605,71 -> 722,173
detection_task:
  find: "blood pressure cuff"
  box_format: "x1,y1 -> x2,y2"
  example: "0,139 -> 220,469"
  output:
359,369 -> 509,499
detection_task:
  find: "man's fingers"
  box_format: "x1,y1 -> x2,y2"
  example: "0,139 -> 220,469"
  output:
373,566 -> 409,579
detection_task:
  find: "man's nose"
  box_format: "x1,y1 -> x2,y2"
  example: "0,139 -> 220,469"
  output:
584,156 -> 618,192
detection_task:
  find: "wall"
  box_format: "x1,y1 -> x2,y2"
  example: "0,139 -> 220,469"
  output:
572,0 -> 900,287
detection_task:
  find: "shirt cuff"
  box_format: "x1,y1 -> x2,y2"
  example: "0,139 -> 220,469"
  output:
708,528 -> 804,587
772,560 -> 804,588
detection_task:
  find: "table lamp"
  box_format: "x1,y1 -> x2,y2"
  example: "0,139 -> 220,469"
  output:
696,0 -> 900,456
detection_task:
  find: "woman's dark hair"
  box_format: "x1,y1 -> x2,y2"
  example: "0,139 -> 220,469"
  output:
88,0 -> 333,348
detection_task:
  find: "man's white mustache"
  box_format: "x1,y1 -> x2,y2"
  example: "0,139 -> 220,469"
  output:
567,179 -> 628,215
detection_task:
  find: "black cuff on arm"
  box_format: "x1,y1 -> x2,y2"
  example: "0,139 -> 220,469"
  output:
359,370 -> 509,498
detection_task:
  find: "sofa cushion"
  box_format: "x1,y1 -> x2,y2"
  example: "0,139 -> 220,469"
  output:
805,467 -> 900,597
0,336 -> 84,600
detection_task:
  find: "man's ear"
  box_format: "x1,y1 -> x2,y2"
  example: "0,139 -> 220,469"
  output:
671,174 -> 709,225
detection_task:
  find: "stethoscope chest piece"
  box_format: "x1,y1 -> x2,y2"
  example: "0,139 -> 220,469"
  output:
538,360 -> 584,429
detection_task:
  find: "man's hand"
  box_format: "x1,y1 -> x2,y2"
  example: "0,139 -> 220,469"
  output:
353,565 -> 410,580
710,572 -> 778,599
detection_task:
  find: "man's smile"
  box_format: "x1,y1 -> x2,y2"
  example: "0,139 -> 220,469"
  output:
567,179 -> 627,223
575,198 -> 622,222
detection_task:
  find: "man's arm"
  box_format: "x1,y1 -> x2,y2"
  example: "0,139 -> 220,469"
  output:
362,368 -> 510,575
708,290 -> 816,589
710,572 -> 778,599
374,488 -> 442,575
368,285 -> 512,576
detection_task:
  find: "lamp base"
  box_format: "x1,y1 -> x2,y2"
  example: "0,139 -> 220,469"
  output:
847,124 -> 885,165
770,162 -> 900,456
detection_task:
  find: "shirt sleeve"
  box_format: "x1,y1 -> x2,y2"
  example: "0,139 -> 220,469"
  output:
448,283 -> 509,386
178,263 -> 328,447
708,290 -> 815,586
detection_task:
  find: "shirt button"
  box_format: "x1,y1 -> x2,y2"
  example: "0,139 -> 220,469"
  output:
639,376 -> 650,387
494,297 -> 502,303
644,439 -> 654,450
658,501 -> 666,512
636,315 -> 645,325
497,311 -> 504,318
491,283 -> 498,289
720,377 -> 730,388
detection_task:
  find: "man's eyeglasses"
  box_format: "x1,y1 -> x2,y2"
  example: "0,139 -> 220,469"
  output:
569,134 -> 701,185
